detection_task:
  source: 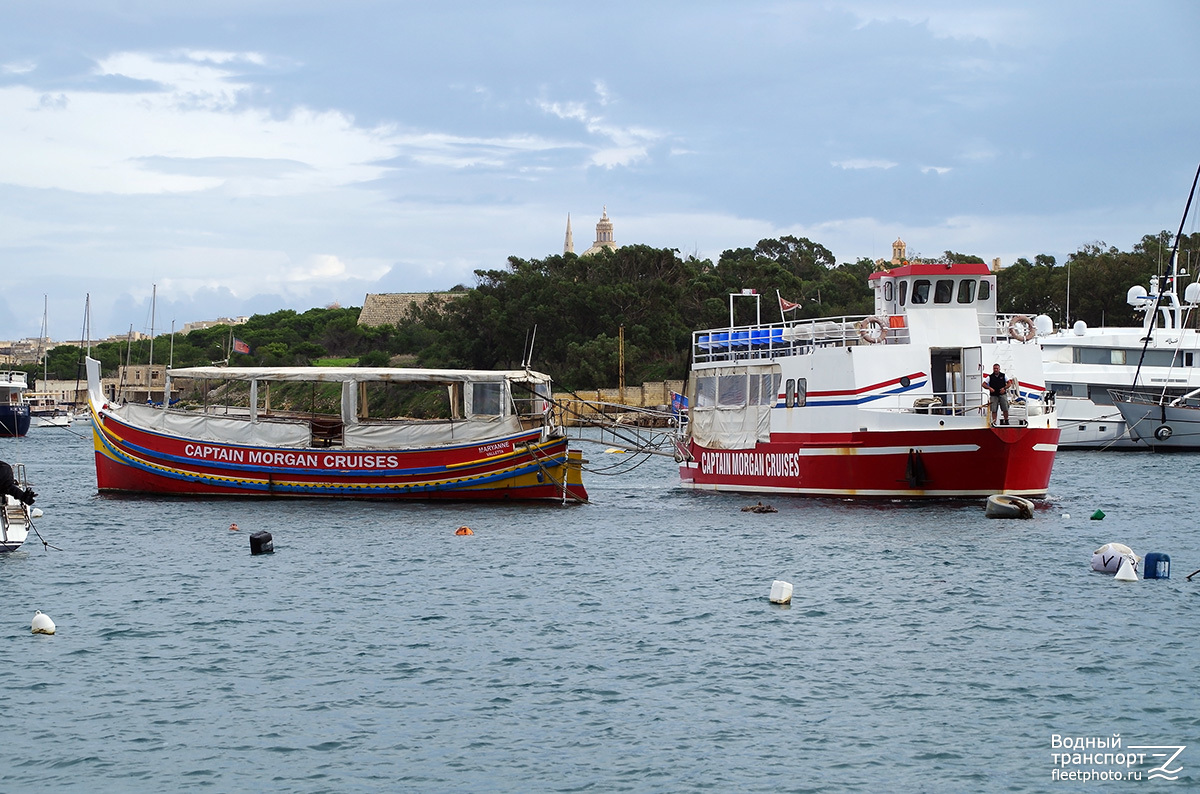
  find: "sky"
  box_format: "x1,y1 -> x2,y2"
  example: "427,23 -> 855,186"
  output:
2,1 -> 1198,342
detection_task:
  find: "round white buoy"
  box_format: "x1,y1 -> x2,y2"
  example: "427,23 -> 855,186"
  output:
1115,556 -> 1139,582
1091,542 -> 1140,574
31,508 -> 43,518
31,610 -> 55,635
1062,513 -> 1070,519
769,580 -> 793,604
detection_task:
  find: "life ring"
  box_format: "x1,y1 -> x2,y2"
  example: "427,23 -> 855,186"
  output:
1008,315 -> 1036,341
856,316 -> 887,344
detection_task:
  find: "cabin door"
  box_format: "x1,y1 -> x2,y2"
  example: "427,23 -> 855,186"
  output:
961,346 -> 984,412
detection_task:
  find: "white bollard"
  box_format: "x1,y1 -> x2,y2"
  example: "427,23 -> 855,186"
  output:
31,610 -> 55,635
769,580 -> 793,604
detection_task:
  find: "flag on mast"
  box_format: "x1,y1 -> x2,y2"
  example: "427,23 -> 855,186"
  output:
777,290 -> 801,322
232,338 -> 250,354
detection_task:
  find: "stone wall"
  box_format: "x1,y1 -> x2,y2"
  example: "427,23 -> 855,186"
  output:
553,380 -> 684,425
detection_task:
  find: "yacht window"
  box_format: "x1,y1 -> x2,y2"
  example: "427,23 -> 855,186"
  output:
1087,385 -> 1114,405
718,374 -> 747,407
979,280 -> 991,301
794,378 -> 807,407
1110,349 -> 1126,365
934,279 -> 954,304
911,280 -> 931,304
883,282 -> 894,302
785,378 -> 795,408
898,281 -> 908,306
472,382 -> 503,416
1187,352 -> 1195,367
1142,350 -> 1178,367
696,376 -> 717,408
957,279 -> 976,303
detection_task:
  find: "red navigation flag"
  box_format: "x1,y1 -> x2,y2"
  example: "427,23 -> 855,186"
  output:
232,338 -> 250,354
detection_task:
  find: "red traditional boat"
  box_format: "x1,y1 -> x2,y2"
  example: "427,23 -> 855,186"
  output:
86,357 -> 587,502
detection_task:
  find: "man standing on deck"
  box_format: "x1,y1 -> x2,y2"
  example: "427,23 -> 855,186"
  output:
986,363 -> 1012,425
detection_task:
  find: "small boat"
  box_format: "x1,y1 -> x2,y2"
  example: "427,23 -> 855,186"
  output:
984,493 -> 1034,519
0,371 -> 30,438
1110,387 -> 1200,450
26,393 -> 73,428
0,464 -> 34,553
677,262 -> 1060,498
85,357 -> 588,502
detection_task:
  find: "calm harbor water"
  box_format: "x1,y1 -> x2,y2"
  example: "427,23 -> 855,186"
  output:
2,427 -> 1198,792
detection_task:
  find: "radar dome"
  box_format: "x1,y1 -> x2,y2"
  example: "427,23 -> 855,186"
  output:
1186,282 -> 1200,305
1127,285 -> 1148,306
1073,320 -> 1087,336
1034,315 -> 1054,335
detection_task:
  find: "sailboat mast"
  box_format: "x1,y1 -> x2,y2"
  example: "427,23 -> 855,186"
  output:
148,284 -> 156,371
1132,162 -> 1200,389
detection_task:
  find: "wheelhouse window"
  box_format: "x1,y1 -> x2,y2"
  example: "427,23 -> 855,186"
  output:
696,375 -> 717,408
898,281 -> 908,306
911,280 -> 931,304
934,279 -> 953,304
472,382 -> 503,416
883,281 -> 894,302
956,279 -> 976,303
978,280 -> 991,301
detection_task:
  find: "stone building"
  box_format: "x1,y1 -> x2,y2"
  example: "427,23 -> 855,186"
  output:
566,207 -> 618,256
357,292 -> 461,328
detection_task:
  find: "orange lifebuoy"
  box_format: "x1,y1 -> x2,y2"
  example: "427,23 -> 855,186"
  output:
1008,315 -> 1036,341
229,522 -> 239,532
856,316 -> 887,344
455,526 -> 473,535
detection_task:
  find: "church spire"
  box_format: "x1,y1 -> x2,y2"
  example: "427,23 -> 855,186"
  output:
564,214 -> 574,254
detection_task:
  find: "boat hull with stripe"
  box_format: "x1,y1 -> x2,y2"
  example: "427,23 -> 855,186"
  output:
87,358 -> 587,502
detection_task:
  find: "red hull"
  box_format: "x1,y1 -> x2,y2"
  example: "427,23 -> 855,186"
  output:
92,410 -> 588,502
679,425 -> 1059,498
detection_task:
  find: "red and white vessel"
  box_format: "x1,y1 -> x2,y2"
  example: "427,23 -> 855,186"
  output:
677,263 -> 1059,498
85,357 -> 587,502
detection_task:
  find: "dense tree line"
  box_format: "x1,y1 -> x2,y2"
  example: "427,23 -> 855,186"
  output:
40,231 -> 1199,392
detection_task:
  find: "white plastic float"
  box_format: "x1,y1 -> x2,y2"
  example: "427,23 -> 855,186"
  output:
985,494 -> 1035,519
31,610 -> 55,635
769,580 -> 793,604
1091,542 -> 1141,577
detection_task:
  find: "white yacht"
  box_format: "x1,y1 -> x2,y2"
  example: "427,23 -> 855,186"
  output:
1035,271 -> 1200,449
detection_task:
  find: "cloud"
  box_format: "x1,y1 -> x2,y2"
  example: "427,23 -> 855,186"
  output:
831,158 -> 898,170
536,83 -> 665,169
0,51 -> 399,196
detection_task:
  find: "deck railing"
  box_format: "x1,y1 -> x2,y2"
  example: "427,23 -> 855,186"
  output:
694,312 -> 1039,364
